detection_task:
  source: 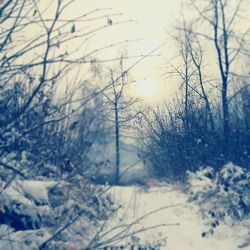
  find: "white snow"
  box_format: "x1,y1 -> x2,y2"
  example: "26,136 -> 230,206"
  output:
104,182 -> 250,250
4,185 -> 33,206
21,180 -> 57,205
2,177 -> 250,249
3,180 -> 57,206
0,227 -> 51,250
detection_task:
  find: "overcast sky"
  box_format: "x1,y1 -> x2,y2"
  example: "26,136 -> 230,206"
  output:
72,0 -> 183,102
32,0 -> 250,103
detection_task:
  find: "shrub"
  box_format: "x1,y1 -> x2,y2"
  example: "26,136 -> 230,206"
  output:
187,163 -> 250,236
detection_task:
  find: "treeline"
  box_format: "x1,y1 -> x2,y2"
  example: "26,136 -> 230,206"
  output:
0,0 -> 114,181
140,0 -> 250,179
0,1 -> 136,248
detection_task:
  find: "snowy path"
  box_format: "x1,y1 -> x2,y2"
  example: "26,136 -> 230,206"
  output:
105,184 -> 250,250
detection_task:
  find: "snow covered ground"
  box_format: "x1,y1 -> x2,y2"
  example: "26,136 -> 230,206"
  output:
1,178 -> 250,249
104,182 -> 250,250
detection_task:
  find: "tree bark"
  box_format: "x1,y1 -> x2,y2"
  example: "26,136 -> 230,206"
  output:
114,101 -> 120,183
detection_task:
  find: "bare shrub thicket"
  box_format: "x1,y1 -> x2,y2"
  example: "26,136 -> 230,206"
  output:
139,0 -> 250,179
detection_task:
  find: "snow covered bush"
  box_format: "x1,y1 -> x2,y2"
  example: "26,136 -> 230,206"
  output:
187,163 -> 250,236
101,235 -> 167,250
0,176 -> 115,250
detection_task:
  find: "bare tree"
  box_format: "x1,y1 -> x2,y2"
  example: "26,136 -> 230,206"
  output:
190,0 -> 250,150
0,0 -> 136,177
101,55 -> 141,183
184,28 -> 215,130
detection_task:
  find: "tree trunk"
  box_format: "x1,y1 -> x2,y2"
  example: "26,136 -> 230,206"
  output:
222,81 -> 229,149
213,0 -> 230,155
114,101 -> 120,184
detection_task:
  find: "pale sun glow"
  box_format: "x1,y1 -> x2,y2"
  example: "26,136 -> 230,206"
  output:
132,80 -> 158,98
